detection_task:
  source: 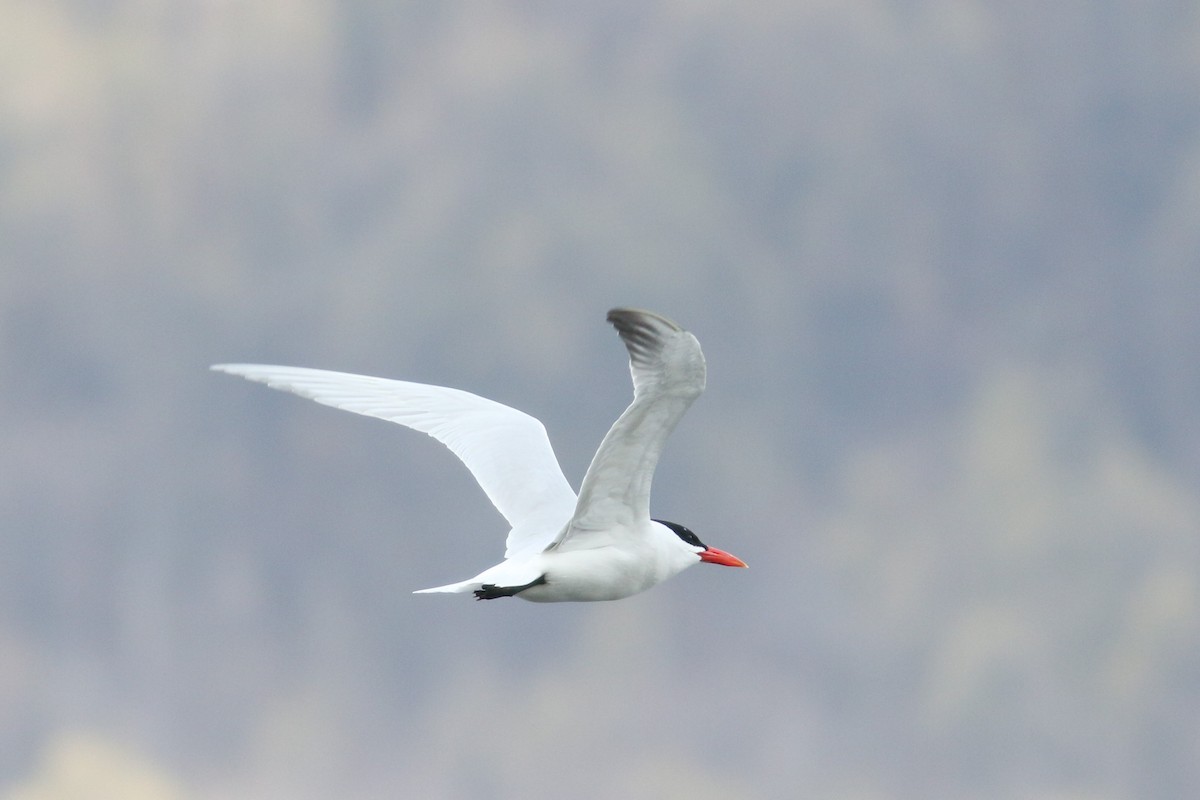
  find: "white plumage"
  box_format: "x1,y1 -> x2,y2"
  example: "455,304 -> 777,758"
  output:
213,308 -> 745,602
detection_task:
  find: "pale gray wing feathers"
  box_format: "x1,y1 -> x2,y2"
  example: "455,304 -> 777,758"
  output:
551,308 -> 705,550
210,364 -> 578,558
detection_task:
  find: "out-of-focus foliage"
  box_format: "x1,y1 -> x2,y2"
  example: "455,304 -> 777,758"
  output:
1,1 -> 1197,798
5,733 -> 184,800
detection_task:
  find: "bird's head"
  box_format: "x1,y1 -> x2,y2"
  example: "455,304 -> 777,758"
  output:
653,519 -> 747,568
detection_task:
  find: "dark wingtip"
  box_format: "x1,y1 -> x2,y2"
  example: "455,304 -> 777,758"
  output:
606,307 -> 683,332
606,308 -> 685,365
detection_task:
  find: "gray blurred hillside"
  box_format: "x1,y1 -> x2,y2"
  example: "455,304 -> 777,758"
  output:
1,2 -> 1197,799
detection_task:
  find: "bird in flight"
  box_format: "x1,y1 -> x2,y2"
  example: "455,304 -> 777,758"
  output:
213,308 -> 745,602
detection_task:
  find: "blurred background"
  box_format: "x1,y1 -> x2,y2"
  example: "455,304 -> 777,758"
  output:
2,1 -> 1198,798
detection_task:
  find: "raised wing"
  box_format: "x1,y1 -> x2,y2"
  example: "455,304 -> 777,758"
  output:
551,309 -> 705,551
211,364 -> 578,558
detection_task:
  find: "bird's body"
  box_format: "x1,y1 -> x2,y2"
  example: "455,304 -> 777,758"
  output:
418,518 -> 712,602
213,308 -> 745,602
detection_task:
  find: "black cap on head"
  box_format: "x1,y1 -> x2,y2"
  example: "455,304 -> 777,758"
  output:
653,518 -> 706,549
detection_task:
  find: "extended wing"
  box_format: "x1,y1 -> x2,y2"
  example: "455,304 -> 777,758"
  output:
211,364 -> 578,558
550,308 -> 705,551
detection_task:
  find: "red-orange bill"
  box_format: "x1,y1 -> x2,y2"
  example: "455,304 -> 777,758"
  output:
699,547 -> 748,568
